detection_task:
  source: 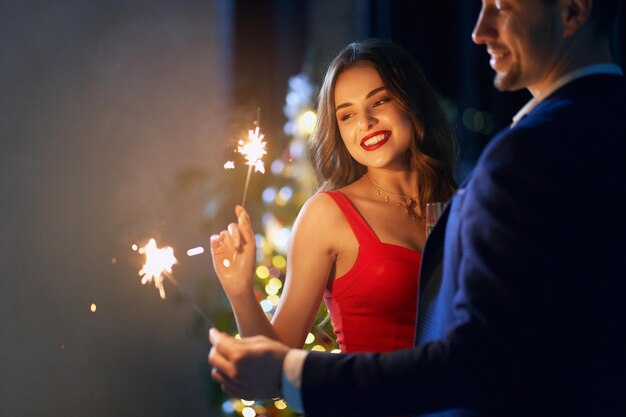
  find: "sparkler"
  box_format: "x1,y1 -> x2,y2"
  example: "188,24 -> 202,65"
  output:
138,238 -> 176,299
234,109 -> 267,208
135,238 -> 215,327
130,112 -> 268,328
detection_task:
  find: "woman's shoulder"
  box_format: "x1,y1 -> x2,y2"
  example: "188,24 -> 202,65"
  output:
298,177 -> 370,221
299,191 -> 340,218
292,191 -> 348,232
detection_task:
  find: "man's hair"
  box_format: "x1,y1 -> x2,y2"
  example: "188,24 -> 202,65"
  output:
591,0 -> 621,35
545,0 -> 621,35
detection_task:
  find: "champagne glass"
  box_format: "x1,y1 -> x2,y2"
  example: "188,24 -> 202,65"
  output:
425,202 -> 444,235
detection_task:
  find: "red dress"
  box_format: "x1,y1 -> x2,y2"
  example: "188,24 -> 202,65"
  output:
322,191 -> 421,353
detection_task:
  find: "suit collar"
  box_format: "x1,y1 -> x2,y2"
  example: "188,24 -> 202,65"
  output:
512,63 -> 623,127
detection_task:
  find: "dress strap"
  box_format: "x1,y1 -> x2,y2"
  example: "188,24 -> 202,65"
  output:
324,191 -> 378,245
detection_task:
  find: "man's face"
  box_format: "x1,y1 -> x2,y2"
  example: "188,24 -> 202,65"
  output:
472,0 -> 563,95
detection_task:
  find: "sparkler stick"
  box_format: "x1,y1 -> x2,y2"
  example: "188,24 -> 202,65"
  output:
237,108 -> 267,208
161,271 -> 215,328
241,165 -> 253,209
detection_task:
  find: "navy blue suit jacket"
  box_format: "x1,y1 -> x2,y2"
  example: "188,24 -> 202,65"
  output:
301,73 -> 626,417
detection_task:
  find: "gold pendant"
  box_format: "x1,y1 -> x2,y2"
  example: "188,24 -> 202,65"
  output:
397,197 -> 415,213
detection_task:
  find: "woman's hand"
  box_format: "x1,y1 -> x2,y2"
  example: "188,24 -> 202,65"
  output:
210,205 -> 256,299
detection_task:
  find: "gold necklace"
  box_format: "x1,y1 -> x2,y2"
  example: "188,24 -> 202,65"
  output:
365,174 -> 424,222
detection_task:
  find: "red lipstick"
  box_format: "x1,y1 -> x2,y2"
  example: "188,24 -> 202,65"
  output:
360,130 -> 390,151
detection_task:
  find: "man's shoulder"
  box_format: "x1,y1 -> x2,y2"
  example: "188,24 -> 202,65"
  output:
481,73 -> 626,168
516,73 -> 626,132
551,73 -> 626,107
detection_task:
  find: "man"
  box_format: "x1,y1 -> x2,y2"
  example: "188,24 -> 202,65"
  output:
209,1 -> 626,416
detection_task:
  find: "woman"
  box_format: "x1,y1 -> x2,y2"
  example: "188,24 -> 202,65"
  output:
210,38 -> 457,354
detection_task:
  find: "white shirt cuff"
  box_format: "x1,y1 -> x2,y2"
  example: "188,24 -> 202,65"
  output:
281,349 -> 309,413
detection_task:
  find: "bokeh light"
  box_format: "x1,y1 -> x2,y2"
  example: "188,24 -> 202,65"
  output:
265,283 -> 279,296
260,299 -> 273,312
242,406 -> 256,417
296,110 -> 317,135
256,265 -> 270,279
274,399 -> 288,410
268,277 -> 283,292
262,187 -> 276,204
272,255 -> 286,269
267,294 -> 280,306
271,159 -> 285,175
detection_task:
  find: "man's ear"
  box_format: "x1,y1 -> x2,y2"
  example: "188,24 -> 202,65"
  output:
561,0 -> 592,37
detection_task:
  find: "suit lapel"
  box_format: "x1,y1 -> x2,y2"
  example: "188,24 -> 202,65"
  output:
419,204 -> 450,286
414,181 -> 472,346
414,202 -> 450,345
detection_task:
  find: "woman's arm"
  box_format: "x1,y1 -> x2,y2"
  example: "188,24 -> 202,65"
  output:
210,194 -> 340,348
271,193 -> 340,347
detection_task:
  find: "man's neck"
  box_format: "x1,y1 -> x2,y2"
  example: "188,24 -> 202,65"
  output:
511,60 -> 622,127
528,38 -> 613,97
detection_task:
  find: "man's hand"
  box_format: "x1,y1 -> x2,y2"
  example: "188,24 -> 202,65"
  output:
209,328 -> 290,400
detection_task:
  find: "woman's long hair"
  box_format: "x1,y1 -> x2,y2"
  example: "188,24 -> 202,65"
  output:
307,38 -> 459,212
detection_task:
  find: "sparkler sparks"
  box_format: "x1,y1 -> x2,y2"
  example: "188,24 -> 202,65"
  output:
186,246 -> 204,257
237,123 -> 267,208
137,238 -> 177,299
223,109 -> 268,208
237,125 -> 267,174
134,238 -> 215,327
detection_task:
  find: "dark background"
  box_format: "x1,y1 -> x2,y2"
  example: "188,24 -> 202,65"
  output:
1,1 -> 624,416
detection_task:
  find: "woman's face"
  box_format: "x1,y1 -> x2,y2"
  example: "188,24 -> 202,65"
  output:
334,63 -> 414,171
